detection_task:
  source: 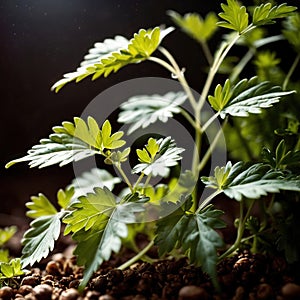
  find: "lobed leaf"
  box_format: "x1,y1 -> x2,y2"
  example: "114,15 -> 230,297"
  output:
168,10 -> 218,43
133,137 -> 185,177
218,0 -> 249,34
253,3 -> 297,26
0,226 -> 17,247
65,188 -> 147,288
51,27 -> 174,92
26,194 -> 58,219
21,212 -> 64,267
0,258 -> 24,279
202,161 -> 300,201
208,77 -> 295,118
118,91 -> 187,134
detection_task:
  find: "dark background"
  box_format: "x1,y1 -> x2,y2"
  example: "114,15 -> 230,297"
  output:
1,0 -> 299,226
0,0 -> 219,226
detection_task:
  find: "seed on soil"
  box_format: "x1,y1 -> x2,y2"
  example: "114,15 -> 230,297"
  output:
58,288 -> 80,300
32,284 -> 53,300
18,285 -> 33,296
21,276 -> 40,287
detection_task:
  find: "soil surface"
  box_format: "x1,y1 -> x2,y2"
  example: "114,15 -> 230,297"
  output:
1,243 -> 300,300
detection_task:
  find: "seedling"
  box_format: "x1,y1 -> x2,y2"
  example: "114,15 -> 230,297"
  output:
6,1 -> 300,290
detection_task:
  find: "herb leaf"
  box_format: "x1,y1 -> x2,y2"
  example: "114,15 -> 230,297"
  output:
202,162 -> 300,201
133,137 -> 184,177
5,118 -> 125,169
64,188 -> 147,288
51,27 -> 174,92
0,227 -> 17,247
155,196 -> 225,286
208,77 -> 294,118
21,213 -> 64,267
218,0 -> 249,34
118,91 -> 187,134
0,259 -> 24,279
253,3 -> 297,26
168,10 -> 218,43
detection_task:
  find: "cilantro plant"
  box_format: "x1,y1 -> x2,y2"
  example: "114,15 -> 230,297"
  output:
5,0 -> 300,290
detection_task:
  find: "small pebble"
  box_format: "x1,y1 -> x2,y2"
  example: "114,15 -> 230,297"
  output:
59,288 -> 79,300
281,283 -> 300,300
46,260 -> 61,275
32,284 -> 53,300
21,276 -> 40,287
178,285 -> 209,300
257,283 -> 273,299
0,286 -> 14,300
99,295 -> 116,300
18,285 -> 33,296
232,286 -> 245,300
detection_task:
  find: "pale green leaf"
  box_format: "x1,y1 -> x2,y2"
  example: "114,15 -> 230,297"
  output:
168,10 -> 218,43
253,3 -> 297,26
71,168 -> 121,199
66,190 -> 147,288
51,27 -> 174,92
21,212 -> 64,267
0,259 -> 24,279
218,0 -> 249,34
26,193 -> 58,219
0,226 -> 17,247
0,250 -> 9,263
133,137 -> 185,177
118,91 -> 187,134
57,186 -> 75,209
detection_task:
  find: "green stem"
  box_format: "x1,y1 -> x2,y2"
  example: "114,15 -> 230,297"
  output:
118,239 -> 155,270
116,164 -> 133,192
180,108 -> 200,133
198,33 -> 240,113
133,172 -> 145,192
219,198 -> 255,260
197,190 -> 222,212
158,46 -> 198,110
283,53 -> 300,90
201,41 -> 213,66
198,118 -> 228,173
201,111 -> 221,133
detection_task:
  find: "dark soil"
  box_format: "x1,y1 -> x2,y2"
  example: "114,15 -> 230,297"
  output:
1,244 -> 300,300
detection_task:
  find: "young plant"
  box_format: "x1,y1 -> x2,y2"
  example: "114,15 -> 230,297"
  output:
6,0 -> 300,290
0,226 -> 24,287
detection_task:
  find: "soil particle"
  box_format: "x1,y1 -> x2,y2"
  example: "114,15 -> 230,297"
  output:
281,283 -> 300,299
178,285 -> 209,300
32,284 -> 52,300
256,283 -> 273,299
58,288 -> 80,300
0,286 -> 14,300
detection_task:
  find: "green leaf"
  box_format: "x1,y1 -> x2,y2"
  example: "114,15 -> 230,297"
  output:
5,118 -> 125,169
202,161 -> 300,201
133,137 -> 185,177
0,226 -> 17,247
118,91 -> 187,134
71,168 -> 121,199
168,11 -> 218,43
104,147 -> 131,165
253,3 -> 297,26
208,77 -> 295,118
64,188 -> 147,288
21,212 -> 64,267
155,196 -> 225,286
0,250 -> 9,263
283,13 -> 300,53
26,194 -> 58,219
51,27 -> 174,92
262,140 -> 300,170
218,0 -> 249,34
57,186 -> 75,210
0,258 -> 24,279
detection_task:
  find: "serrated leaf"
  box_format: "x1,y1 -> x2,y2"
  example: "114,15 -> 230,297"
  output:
21,212 -> 64,267
0,226 -> 17,247
0,258 -> 24,279
66,189 -> 147,288
202,161 -> 300,201
57,186 -> 75,209
208,77 -> 295,118
218,0 -> 249,34
133,137 -> 185,177
155,197 -> 225,286
118,91 -> 187,134
168,10 -> 218,43
71,168 -> 121,199
253,3 -> 297,26
283,13 -> 300,53
26,193 -> 58,219
51,27 -> 174,92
